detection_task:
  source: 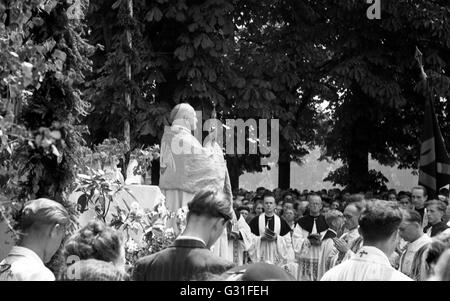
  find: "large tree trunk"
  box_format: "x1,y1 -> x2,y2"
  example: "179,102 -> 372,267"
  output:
278,136 -> 290,190
227,156 -> 240,192
347,138 -> 369,193
346,88 -> 370,193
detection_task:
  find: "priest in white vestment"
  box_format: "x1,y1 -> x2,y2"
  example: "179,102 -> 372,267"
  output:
328,202 -> 364,267
292,194 -> 328,281
248,192 -> 291,266
321,200 -> 412,281
159,103 -> 232,234
398,209 -> 432,278
211,210 -> 253,265
318,210 -> 345,279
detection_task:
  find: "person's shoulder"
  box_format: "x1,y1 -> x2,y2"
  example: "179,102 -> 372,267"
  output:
390,269 -> 414,281
134,251 -> 161,267
192,248 -> 234,268
320,263 -> 344,281
9,260 -> 55,281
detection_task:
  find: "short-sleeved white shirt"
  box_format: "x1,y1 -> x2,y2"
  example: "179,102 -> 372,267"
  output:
0,246 -> 55,281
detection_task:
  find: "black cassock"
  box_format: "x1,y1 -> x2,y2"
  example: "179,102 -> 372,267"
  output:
249,214 -> 291,237
296,215 -> 328,234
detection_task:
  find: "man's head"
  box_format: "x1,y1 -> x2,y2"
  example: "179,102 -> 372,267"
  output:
283,208 -> 296,224
282,200 -> 294,213
399,209 -> 424,242
321,201 -> 330,214
331,201 -> 340,211
387,190 -> 397,202
411,186 -> 428,209
170,103 -> 198,131
398,193 -> 414,210
425,200 -> 447,226
186,189 -> 232,248
358,200 -> 403,256
283,193 -> 293,203
20,198 -> 70,263
263,191 -> 276,216
343,202 -> 364,231
237,206 -> 250,220
295,200 -> 309,217
256,187 -> 266,196
307,194 -> 322,216
325,210 -> 345,236
348,193 -> 365,206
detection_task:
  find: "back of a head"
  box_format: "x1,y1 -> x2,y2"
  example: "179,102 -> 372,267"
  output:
169,103 -> 195,124
402,209 -> 422,225
64,259 -> 128,281
64,220 -> 123,264
187,189 -> 232,221
348,193 -> 365,204
425,199 -> 447,213
20,198 -> 70,232
325,210 -> 344,228
359,200 -> 403,243
263,191 -> 275,200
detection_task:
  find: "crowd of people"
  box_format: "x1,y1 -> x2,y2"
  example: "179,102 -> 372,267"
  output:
1,184 -> 450,281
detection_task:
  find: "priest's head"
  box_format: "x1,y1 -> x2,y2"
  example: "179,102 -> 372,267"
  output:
170,103 -> 198,131
325,210 -> 345,236
307,194 -> 322,217
425,200 -> 447,226
263,191 -> 276,216
411,186 -> 428,210
399,209 -> 424,243
343,202 -> 364,231
185,189 -> 232,248
358,200 -> 403,257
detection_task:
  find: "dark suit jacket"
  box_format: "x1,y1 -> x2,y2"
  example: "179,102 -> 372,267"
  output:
132,238 -> 235,281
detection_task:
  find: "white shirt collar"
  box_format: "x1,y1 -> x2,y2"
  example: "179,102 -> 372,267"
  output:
8,246 -> 45,266
176,235 -> 206,246
353,246 -> 391,266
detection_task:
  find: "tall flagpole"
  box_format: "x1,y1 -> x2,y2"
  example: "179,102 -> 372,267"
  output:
124,0 -> 133,151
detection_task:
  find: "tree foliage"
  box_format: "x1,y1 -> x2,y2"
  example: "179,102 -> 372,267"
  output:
0,0 -> 94,232
312,0 -> 450,191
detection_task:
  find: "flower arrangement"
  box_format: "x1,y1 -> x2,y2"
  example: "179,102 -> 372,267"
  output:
109,199 -> 178,267
129,145 -> 160,177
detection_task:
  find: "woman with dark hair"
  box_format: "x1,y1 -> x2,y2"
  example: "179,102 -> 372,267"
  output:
0,198 -> 70,281
63,220 -> 126,276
